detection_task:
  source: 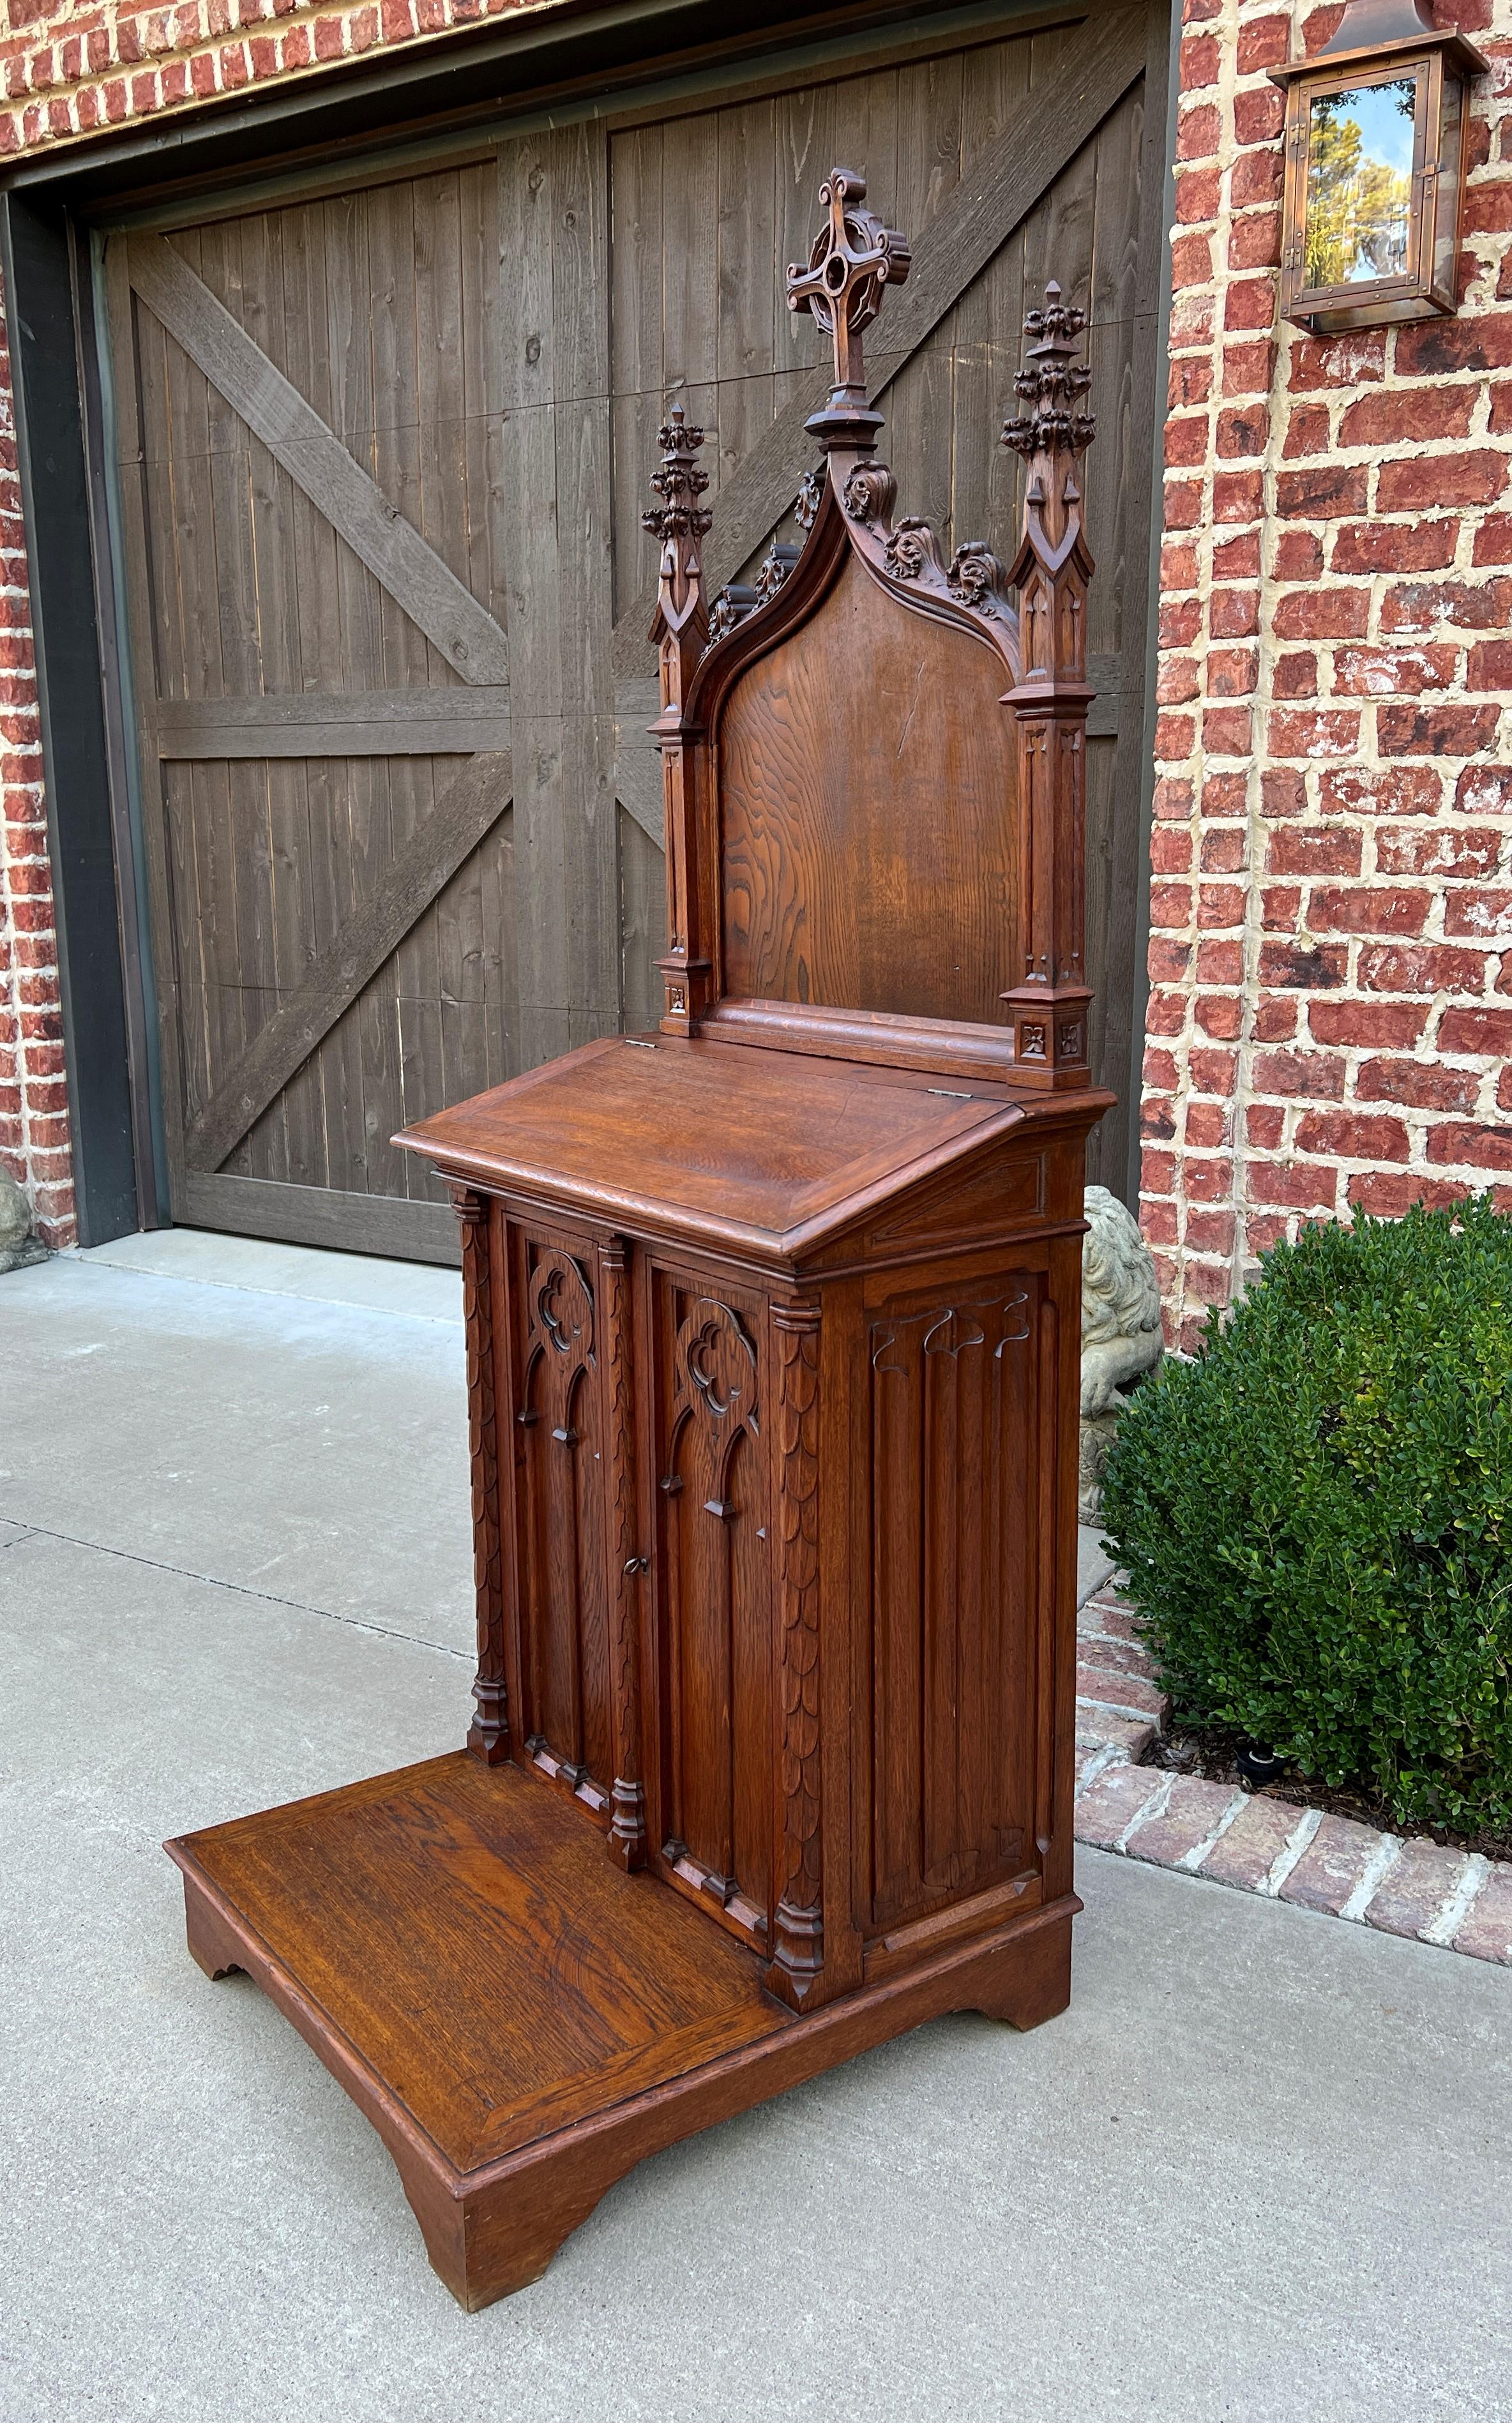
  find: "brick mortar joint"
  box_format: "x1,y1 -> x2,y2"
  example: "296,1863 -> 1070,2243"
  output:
1228,312 -> 1297,1294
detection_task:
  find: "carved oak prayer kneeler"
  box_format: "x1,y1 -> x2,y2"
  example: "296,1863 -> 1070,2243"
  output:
166,175 -> 1111,2312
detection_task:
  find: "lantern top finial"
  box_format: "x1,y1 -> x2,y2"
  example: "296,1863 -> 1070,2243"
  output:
1271,0 -> 1487,82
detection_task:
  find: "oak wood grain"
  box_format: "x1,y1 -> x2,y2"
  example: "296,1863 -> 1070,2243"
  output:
169,1758 -> 1077,2309
718,554 -> 1020,1025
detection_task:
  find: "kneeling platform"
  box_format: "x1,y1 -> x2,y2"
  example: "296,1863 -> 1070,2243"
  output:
169,1755 -> 1074,2310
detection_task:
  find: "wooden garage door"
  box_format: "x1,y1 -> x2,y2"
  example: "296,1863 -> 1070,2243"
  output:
105,0 -> 1164,1262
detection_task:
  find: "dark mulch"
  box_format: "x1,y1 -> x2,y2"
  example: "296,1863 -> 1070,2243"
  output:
1138,1721 -> 1512,1868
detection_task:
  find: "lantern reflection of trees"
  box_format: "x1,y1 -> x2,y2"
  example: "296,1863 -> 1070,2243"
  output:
1305,80 -> 1416,288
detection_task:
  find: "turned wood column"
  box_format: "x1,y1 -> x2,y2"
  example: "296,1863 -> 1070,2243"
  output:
454,1188 -> 509,1765
766,1297 -> 826,2011
600,1234 -> 647,1869
1001,282 -> 1097,1090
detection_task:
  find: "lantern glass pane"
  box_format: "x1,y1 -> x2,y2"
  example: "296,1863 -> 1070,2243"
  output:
1305,77 -> 1418,289
1434,73 -> 1463,296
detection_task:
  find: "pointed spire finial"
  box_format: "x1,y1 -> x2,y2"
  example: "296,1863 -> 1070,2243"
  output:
1001,282 -> 1096,471
644,400 -> 713,667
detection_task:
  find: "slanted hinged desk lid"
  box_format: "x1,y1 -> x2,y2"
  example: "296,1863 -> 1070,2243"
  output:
397,1032 -> 1101,1267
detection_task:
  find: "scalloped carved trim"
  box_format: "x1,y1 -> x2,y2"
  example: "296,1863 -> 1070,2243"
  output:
708,584 -> 759,641
754,540 -> 801,603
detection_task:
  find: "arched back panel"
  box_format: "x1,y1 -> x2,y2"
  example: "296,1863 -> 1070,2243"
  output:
716,553 -> 1019,1027
646,168 -> 1097,1092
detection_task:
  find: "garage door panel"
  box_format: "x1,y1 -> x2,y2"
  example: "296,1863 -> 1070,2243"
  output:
110,1 -> 1163,1255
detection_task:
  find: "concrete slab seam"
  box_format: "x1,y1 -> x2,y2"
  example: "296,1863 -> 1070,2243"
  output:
1,1519 -> 472,1664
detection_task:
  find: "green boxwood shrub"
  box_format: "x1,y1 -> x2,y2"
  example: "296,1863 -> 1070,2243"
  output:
1101,1196 -> 1512,1835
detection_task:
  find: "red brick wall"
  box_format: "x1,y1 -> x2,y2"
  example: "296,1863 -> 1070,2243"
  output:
0,0 -> 535,149
1147,0 -> 1512,1345
0,294 -> 70,1241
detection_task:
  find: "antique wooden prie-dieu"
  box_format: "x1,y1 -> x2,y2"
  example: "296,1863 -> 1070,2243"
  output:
167,172 -> 1112,2311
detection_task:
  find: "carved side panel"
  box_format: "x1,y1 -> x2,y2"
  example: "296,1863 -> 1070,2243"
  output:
600,1236 -> 647,1869
653,1275 -> 771,1945
513,1232 -> 612,1812
456,1190 -> 509,1765
767,1300 -> 825,2009
866,1277 -> 1041,1931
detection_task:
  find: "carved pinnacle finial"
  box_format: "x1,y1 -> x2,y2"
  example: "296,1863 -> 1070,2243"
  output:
644,404 -> 713,551
1000,275 -> 1097,1084
787,168 -> 911,434
644,402 -> 713,645
1001,280 -> 1096,467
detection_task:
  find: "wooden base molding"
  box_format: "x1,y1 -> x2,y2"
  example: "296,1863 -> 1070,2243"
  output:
167,1754 -> 1075,2311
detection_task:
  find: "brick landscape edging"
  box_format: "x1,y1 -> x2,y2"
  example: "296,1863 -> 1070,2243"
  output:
1074,1583 -> 1512,1965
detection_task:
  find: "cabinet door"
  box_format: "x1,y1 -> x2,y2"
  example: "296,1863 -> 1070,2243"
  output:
508,1221 -> 613,1813
647,1265 -> 773,1951
863,1267 -> 1044,1933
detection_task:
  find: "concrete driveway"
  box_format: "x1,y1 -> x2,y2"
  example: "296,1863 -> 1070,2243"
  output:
2,1236 -> 1508,2422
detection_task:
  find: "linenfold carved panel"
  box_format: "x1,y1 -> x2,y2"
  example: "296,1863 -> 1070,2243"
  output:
513,1234 -> 612,1813
866,1278 -> 1040,1931
654,1278 -> 772,1945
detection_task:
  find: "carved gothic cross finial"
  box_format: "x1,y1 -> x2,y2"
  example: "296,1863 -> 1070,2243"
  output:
787,169 -> 911,433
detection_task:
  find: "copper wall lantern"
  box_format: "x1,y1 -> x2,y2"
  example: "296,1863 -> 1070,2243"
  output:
1272,0 -> 1487,332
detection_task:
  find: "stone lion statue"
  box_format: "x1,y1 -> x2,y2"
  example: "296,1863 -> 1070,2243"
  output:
1,1169 -> 43,1275
1079,1185 -> 1163,1523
